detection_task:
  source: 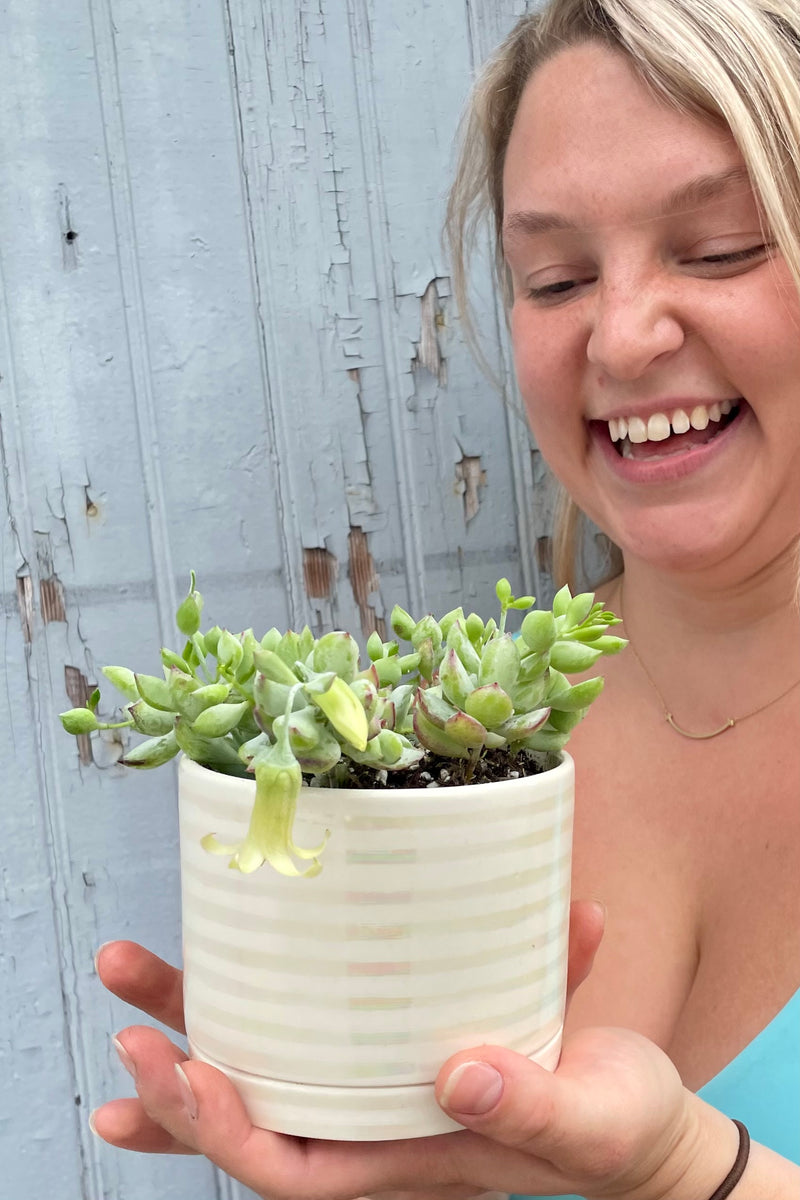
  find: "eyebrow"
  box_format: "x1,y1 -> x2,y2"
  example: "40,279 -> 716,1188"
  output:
502,165 -> 753,242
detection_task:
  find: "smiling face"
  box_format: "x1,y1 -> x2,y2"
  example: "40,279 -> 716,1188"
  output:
503,42 -> 800,578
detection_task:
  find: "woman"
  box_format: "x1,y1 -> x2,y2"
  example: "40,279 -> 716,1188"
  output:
92,2 -> 800,1197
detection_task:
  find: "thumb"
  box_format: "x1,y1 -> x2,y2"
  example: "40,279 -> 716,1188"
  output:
434,1030 -> 688,1192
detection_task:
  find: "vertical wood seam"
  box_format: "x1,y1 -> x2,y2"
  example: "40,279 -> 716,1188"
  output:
222,0 -> 312,631
0,239 -> 96,1198
87,0 -> 179,636
345,0 -> 428,614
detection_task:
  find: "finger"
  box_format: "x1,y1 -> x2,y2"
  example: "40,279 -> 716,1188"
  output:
565,898 -> 605,1004
123,1027 -> 485,1199
90,1098 -> 198,1155
96,941 -> 186,1034
435,1028 -> 686,1194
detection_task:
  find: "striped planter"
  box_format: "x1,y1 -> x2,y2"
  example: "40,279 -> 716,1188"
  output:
179,752 -> 574,1140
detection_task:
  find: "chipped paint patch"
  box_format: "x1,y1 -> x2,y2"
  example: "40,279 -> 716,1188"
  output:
303,547 -> 338,599
455,455 -> 486,523
412,278 -> 447,386
40,576 -> 66,624
348,526 -> 385,640
15,575 -> 33,643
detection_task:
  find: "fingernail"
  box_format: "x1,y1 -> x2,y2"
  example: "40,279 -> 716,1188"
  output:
88,1110 -> 100,1138
94,942 -> 114,974
440,1060 -> 504,1115
112,1035 -> 136,1080
590,897 -> 608,922
175,1063 -> 198,1120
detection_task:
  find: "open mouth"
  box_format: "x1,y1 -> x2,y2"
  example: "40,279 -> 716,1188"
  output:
601,399 -> 743,461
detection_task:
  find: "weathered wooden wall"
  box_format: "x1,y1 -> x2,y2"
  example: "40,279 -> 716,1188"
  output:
0,2 -> 557,1196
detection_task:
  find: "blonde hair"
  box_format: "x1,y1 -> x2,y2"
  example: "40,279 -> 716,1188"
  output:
446,0 -> 800,589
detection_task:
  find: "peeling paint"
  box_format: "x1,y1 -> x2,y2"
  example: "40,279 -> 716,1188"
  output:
15,574 -> 33,643
303,546 -> 338,599
412,278 -> 448,386
40,576 -> 66,624
347,526 -> 385,639
455,455 -> 487,523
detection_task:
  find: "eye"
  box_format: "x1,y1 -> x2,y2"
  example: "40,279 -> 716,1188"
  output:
688,242 -> 775,272
524,275 -> 595,304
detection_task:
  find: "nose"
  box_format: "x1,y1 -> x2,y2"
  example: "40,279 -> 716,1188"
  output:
586,278 -> 685,380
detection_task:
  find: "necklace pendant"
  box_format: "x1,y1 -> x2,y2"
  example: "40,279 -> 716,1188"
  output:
665,712 -> 736,740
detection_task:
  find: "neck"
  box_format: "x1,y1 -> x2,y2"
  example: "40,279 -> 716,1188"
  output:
613,541 -> 799,642
606,542 -> 800,732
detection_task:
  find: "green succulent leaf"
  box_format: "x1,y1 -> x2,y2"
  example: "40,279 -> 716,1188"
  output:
373,656 -> 402,687
546,707 -> 587,734
135,673 -> 178,712
366,631 -> 384,662
102,666 -> 140,702
439,646 -> 475,710
464,683 -> 514,729
191,701 -> 250,739
552,584 -> 572,618
438,607 -> 464,639
548,675 -> 605,712
120,730 -> 180,769
161,648 -> 192,674
495,578 -> 512,604
412,706 -> 471,758
443,709 -> 487,750
522,728 -> 570,753
252,648 -> 299,686
498,707 -> 552,742
549,641 -> 603,674
308,676 -> 369,751
174,718 -> 248,774
217,629 -> 244,673
592,635 -> 628,655
478,633 -> 521,693
59,707 -> 99,735
128,699 -> 176,737
390,604 -> 416,642
313,631 -> 360,682
176,572 -> 204,637
520,610 -> 557,654
417,684 -> 459,729
565,592 -> 595,628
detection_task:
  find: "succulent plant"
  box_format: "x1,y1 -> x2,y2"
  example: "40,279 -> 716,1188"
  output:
60,574 -> 625,878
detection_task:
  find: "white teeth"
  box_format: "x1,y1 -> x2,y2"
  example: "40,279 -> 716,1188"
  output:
647,413 -> 671,442
608,399 -> 739,454
671,408 -> 690,435
628,416 -> 648,444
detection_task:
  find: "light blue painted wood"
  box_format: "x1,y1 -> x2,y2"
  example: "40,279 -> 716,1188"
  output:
0,2 -> 552,1197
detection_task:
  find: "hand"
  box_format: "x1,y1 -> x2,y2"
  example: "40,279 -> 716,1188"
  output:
93,901 -> 628,1198
93,1018 -> 725,1200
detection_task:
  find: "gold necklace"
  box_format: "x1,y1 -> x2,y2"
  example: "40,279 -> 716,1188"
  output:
620,582 -> 800,740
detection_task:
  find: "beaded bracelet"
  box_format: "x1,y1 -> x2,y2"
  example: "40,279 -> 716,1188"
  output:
706,1120 -> 751,1200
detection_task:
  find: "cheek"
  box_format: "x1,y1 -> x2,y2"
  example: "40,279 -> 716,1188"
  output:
510,308 -> 584,439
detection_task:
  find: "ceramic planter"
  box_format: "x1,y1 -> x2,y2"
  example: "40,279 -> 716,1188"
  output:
178,751 -> 574,1141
